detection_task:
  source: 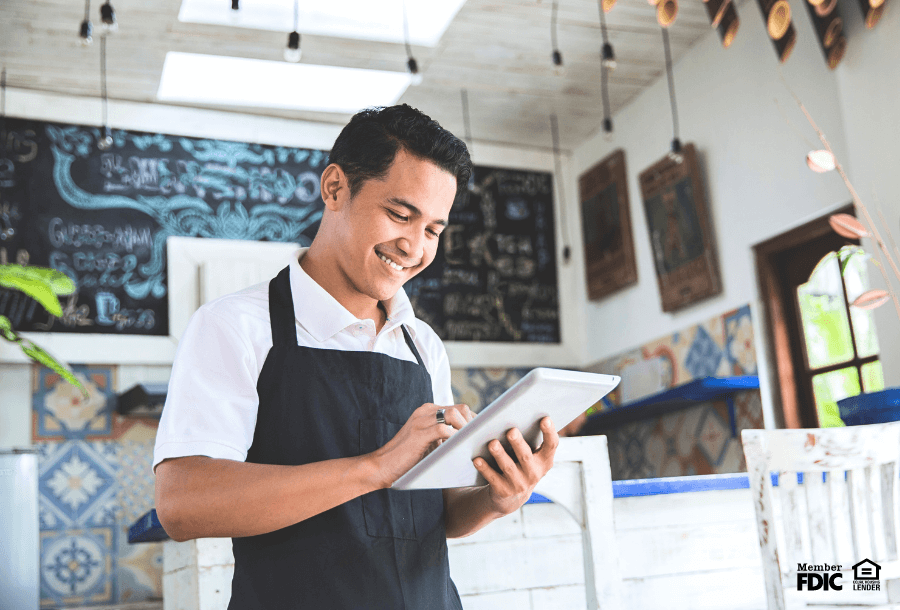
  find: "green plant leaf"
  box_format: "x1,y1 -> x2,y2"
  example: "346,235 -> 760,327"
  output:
0,268 -> 64,317
0,264 -> 76,294
0,315 -> 16,341
20,341 -> 88,397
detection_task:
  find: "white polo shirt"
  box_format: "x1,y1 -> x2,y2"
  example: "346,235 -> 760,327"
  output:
152,248 -> 454,472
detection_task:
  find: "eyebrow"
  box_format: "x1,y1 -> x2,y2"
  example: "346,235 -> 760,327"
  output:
387,197 -> 448,227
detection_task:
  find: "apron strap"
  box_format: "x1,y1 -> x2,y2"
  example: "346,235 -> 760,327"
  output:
268,265 -> 297,347
400,324 -> 425,368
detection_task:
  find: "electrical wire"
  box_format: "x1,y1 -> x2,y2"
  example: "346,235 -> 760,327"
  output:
662,27 -> 680,144
84,0 -> 91,21
551,0 -> 560,52
461,88 -> 473,145
598,0 -> 609,44
549,113 -> 572,263
100,35 -> 108,130
402,0 -> 413,60
293,0 -> 299,31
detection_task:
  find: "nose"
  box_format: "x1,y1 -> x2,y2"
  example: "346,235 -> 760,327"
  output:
397,226 -> 426,263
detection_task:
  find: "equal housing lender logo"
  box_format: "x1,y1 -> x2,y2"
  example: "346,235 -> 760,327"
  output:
796,559 -> 881,591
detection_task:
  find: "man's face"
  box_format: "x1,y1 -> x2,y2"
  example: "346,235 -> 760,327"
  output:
332,148 -> 458,303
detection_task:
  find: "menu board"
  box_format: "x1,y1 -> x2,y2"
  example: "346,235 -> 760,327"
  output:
0,118 -> 560,343
0,117 -> 327,335
407,165 -> 561,343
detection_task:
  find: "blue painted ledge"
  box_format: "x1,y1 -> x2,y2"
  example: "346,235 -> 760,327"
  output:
129,473 -> 767,542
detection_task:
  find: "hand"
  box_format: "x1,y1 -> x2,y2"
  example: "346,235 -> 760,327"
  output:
370,403 -> 475,488
473,417 -> 559,516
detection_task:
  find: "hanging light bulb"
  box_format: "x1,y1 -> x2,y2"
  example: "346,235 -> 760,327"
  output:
98,126 -> 113,150
284,0 -> 301,62
598,2 -> 617,71
552,49 -> 566,76
80,0 -> 93,45
80,19 -> 93,44
668,137 -> 684,163
284,32 -> 302,62
406,57 -> 423,85
231,0 -> 239,10
603,117 -> 614,141
99,0 -> 117,33
601,42 -> 617,70
402,0 -> 423,85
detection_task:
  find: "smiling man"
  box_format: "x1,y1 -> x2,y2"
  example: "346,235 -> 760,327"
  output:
153,104 -> 559,610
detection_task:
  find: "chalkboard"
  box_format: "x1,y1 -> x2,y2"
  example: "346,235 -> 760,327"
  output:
406,166 -> 561,343
0,118 -> 560,343
0,118 -> 328,335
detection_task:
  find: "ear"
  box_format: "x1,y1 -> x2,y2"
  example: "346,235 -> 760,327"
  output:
320,163 -> 348,212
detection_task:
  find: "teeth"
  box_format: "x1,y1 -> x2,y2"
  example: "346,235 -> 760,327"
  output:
378,253 -> 405,271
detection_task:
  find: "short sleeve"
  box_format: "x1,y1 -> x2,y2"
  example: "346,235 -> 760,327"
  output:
153,306 -> 261,472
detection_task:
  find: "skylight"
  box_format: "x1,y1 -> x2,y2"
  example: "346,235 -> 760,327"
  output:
156,53 -> 412,114
178,0 -> 468,47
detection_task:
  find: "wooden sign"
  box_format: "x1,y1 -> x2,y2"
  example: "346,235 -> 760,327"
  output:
638,143 -> 722,312
578,149 -> 637,301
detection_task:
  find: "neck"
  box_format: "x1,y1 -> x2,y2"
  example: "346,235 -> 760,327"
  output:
299,244 -> 387,331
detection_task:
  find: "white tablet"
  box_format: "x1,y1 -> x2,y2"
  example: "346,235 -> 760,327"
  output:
391,367 -> 620,490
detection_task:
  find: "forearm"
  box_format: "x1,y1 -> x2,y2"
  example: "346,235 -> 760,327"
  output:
442,486 -> 507,539
155,455 -> 381,541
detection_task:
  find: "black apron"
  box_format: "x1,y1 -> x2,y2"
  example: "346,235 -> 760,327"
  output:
228,265 -> 463,610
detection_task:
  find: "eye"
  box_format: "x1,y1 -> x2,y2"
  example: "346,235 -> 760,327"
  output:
427,227 -> 442,238
387,209 -> 408,222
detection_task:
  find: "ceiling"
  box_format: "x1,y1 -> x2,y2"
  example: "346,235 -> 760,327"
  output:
1,0 -> 729,152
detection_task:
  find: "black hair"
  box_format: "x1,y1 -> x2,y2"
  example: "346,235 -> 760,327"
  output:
329,104 -> 472,196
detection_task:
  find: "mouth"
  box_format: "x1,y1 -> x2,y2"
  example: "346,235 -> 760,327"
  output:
376,250 -> 413,272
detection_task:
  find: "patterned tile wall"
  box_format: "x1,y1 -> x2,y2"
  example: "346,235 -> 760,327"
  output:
33,365 -> 162,608
584,304 -> 765,480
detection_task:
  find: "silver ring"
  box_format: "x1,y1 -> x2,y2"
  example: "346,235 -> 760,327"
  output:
436,408 -> 446,425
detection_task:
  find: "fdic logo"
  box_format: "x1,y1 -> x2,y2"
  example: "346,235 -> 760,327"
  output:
796,564 -> 843,591
796,559 -> 881,592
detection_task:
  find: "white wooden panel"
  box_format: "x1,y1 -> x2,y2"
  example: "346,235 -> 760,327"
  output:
447,509 -> 524,545
804,472 -> 833,564
167,236 -> 302,342
0,363 -> 33,447
613,488 -> 756,530
530,585 -> 589,610
459,590 -> 531,610
521,502 -> 582,539
448,535 -> 585,595
621,567 -> 768,610
617,521 -> 762,578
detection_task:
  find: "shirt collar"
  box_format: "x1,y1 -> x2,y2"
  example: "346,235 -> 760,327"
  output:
289,248 -> 418,342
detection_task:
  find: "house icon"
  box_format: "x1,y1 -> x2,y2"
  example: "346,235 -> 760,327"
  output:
853,559 -> 881,580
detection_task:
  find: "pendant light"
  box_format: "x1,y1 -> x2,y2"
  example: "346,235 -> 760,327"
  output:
403,0 -> 422,85
284,0 -> 302,62
231,0 -> 239,10
551,0 -> 565,76
658,0 -> 679,27
804,0 -> 846,69
99,0 -> 117,34
98,35 -> 113,151
598,0 -> 617,71
460,89 -> 479,194
661,28 -> 682,163
80,0 -> 93,45
549,114 -> 572,264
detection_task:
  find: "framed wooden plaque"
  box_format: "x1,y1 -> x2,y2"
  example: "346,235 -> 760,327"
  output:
578,149 -> 638,301
638,143 -> 722,312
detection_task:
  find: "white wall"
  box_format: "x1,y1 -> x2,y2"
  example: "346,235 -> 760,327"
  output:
833,2 -> 900,392
572,0 -> 900,426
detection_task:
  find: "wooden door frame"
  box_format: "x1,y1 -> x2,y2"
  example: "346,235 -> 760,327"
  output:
753,204 -> 855,429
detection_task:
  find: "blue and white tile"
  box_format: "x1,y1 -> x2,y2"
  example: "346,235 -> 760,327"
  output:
39,440 -> 120,530
33,366 -> 115,441
695,406 -> 730,466
40,527 -> 116,607
724,305 -> 757,375
684,326 -> 724,380
117,440 -> 157,527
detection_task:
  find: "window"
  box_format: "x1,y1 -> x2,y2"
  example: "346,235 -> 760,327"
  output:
755,205 -> 882,428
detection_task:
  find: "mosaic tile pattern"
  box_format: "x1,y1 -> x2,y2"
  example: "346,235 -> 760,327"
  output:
586,304 -> 764,479
33,367 -> 116,441
450,367 -> 531,412
33,364 -> 163,608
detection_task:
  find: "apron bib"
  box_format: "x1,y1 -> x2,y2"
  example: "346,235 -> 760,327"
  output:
228,265 -> 462,610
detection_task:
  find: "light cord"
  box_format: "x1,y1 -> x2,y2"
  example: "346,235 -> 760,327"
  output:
662,27 -> 680,143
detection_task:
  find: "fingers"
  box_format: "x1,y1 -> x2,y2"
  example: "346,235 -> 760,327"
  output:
535,417 -> 559,462
437,404 -> 474,431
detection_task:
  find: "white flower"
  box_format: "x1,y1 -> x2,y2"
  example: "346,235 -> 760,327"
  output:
46,454 -> 103,510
